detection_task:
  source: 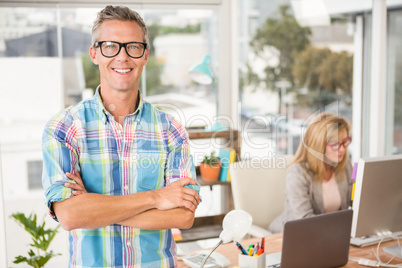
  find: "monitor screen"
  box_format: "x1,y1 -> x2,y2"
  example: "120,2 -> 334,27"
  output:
351,155 -> 402,238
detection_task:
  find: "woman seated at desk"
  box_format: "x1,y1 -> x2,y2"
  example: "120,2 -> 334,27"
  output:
268,112 -> 354,233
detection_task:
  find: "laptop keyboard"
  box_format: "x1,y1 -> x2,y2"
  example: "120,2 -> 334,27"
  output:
182,254 -> 220,268
266,252 -> 282,268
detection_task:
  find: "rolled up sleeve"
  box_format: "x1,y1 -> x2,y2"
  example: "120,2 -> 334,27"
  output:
42,112 -> 79,221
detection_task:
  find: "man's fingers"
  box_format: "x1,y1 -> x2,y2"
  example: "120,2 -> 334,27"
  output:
73,168 -> 83,181
66,170 -> 85,186
154,178 -> 200,211
72,190 -> 84,196
182,200 -> 197,213
178,178 -> 200,203
65,182 -> 83,191
65,169 -> 88,194
65,182 -> 77,189
182,190 -> 199,208
67,169 -> 83,182
178,177 -> 196,186
183,188 -> 201,203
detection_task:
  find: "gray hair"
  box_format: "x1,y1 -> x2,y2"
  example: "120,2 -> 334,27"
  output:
92,5 -> 149,48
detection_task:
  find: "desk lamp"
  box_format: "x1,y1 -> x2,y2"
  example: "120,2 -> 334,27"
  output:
200,209 -> 253,268
188,55 -> 213,85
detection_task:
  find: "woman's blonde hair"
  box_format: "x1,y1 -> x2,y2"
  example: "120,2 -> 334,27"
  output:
293,112 -> 351,182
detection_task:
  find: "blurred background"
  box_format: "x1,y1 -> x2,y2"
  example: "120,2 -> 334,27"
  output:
1,0 -> 401,266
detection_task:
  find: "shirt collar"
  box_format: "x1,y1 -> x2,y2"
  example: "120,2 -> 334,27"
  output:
94,86 -> 144,125
135,90 -> 144,123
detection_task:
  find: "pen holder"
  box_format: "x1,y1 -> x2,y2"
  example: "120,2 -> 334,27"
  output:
238,252 -> 265,268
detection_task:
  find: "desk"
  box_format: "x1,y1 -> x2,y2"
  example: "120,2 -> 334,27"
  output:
178,233 -> 401,267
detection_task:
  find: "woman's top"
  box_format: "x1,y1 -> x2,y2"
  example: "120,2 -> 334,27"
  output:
322,173 -> 341,212
268,161 -> 353,233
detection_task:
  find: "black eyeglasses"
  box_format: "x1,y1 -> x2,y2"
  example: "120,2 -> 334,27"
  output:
94,41 -> 147,58
327,137 -> 352,150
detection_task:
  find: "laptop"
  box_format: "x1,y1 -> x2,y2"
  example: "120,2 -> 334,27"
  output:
266,209 -> 353,268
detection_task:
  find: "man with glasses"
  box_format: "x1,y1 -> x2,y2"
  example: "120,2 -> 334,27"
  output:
42,5 -> 200,267
268,112 -> 354,234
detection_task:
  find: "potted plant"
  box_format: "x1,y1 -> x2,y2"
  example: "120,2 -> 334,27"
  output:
200,151 -> 221,181
10,212 -> 60,268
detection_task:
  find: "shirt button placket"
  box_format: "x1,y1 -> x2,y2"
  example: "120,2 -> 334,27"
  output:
124,237 -> 134,267
123,154 -> 131,195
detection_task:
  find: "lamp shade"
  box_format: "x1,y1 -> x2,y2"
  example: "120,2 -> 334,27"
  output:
219,210 -> 253,243
188,54 -> 213,85
198,209 -> 253,268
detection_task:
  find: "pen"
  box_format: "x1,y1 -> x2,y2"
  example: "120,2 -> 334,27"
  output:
248,245 -> 253,256
261,237 -> 265,253
256,237 -> 265,255
235,242 -> 248,255
255,243 -> 259,253
253,243 -> 259,256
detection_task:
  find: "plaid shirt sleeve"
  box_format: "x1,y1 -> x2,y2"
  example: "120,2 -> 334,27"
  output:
42,110 -> 79,221
164,114 -> 199,191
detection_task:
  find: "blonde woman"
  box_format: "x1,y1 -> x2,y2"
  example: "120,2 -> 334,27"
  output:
268,112 -> 354,233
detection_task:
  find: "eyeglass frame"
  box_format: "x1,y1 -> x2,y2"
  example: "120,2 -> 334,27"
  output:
94,41 -> 148,59
326,136 -> 352,150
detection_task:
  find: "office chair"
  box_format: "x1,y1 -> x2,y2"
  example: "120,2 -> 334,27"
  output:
229,155 -> 294,237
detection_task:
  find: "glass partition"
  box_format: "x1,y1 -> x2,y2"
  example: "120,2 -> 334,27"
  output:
0,4 -> 219,266
387,9 -> 402,155
238,1 -> 355,159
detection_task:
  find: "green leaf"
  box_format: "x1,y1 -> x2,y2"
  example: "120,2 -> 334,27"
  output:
10,212 -> 61,268
13,255 -> 29,264
201,151 -> 221,166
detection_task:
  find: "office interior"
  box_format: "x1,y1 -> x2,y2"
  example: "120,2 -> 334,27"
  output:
0,0 -> 401,267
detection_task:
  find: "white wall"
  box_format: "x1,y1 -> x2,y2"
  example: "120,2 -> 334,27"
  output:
0,58 -> 63,122
0,58 -> 63,197
0,57 -> 66,266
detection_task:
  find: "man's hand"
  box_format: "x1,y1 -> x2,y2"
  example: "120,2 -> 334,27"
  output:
153,178 -> 200,213
65,170 -> 200,213
65,168 -> 87,195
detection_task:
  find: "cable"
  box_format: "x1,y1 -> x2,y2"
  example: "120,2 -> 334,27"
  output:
374,235 -> 402,267
350,234 -> 402,268
200,239 -> 223,268
350,258 -> 402,268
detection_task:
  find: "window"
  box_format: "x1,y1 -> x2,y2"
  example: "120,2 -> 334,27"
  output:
387,9 -> 402,155
140,8 -> 218,127
0,3 -> 222,266
238,1 -> 354,159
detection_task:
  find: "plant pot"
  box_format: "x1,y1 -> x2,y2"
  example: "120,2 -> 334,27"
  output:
200,162 -> 222,181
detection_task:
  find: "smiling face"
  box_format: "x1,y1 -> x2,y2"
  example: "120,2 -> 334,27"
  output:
90,20 -> 149,95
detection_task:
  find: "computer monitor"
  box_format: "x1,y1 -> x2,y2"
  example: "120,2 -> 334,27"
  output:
351,155 -> 402,238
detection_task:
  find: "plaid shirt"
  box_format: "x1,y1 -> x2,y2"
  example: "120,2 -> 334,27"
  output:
42,88 -> 197,268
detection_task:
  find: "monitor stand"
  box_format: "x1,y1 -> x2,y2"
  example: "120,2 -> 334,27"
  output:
383,245 -> 402,259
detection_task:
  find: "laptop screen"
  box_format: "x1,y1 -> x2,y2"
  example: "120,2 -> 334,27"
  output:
280,210 -> 353,268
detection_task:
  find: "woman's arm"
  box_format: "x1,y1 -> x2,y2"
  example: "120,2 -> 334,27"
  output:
285,164 -> 316,219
